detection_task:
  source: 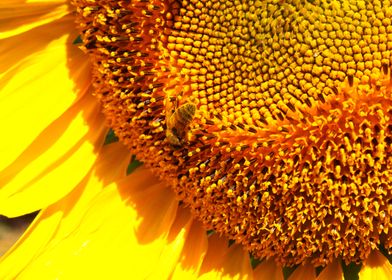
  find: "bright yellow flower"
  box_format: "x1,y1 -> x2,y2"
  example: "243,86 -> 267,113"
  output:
1,0 -> 392,279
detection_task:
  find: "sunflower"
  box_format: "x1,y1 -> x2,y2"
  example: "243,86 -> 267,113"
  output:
2,0 -> 392,279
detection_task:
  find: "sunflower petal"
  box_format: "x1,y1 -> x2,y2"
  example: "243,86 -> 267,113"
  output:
0,159 -> 180,279
149,207 -> 194,279
170,220 -> 208,279
288,264 -> 316,280
0,142 -> 131,278
253,259 -> 284,280
316,260 -> 343,280
198,234 -> 253,279
0,15 -> 92,172
0,1 -> 69,39
0,93 -> 106,217
359,250 -> 392,280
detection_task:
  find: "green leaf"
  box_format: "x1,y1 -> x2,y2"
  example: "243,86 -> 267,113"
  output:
379,245 -> 392,264
104,129 -> 119,145
73,35 -> 83,45
250,254 -> 262,269
283,265 -> 298,280
341,261 -> 361,280
127,155 -> 143,174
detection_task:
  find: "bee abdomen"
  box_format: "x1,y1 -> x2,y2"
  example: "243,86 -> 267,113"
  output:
176,103 -> 196,124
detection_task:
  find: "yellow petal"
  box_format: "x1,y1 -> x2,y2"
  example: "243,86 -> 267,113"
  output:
170,220 -> 208,279
0,1 -> 69,39
359,250 -> 392,280
0,166 -> 179,279
316,259 -> 343,280
289,264 -> 316,280
0,210 -> 63,278
0,142 -> 131,278
253,259 -> 284,280
0,93 -> 107,217
0,15 -> 91,171
149,207 -> 194,279
198,234 -> 253,280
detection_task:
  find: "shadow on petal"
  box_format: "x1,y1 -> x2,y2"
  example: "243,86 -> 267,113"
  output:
198,234 -> 253,279
170,218 -> 208,279
359,250 -> 392,280
254,259 -> 284,280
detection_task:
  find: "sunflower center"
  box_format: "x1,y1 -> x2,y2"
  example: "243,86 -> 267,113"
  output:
73,0 -> 392,266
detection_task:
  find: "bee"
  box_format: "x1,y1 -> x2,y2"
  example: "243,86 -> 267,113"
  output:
165,100 -> 196,147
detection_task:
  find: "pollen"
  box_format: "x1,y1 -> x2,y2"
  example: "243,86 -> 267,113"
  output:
72,0 -> 392,267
